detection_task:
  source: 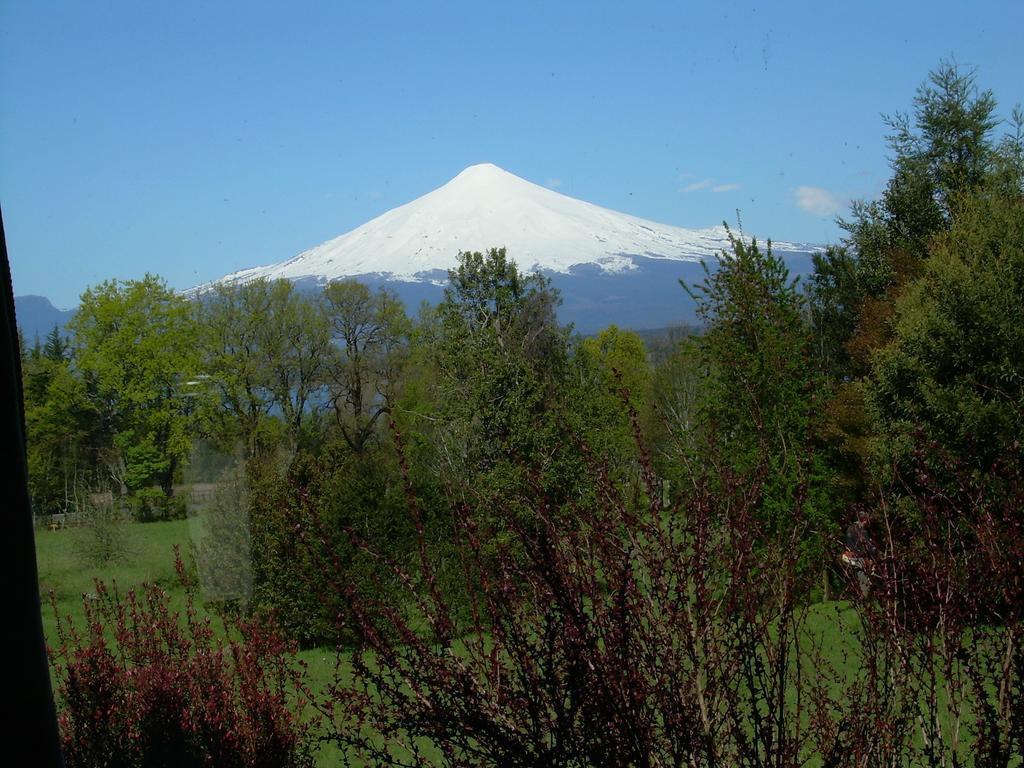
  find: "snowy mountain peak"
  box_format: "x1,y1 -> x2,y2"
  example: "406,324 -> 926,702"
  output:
451,162 -> 512,179
197,164 -> 813,291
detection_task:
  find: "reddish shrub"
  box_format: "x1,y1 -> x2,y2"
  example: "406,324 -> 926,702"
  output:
291,417 -> 842,767
833,442 -> 1024,765
49,548 -> 312,768
293,421 -> 1024,766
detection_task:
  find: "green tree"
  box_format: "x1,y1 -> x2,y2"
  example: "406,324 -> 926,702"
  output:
867,170 -> 1024,474
22,352 -> 101,515
646,333 -> 702,476
69,275 -> 198,504
690,233 -> 810,456
688,232 -> 841,566
247,446 -> 418,646
197,280 -> 278,455
569,325 -> 651,483
432,248 -> 568,479
806,245 -> 860,380
578,325 -> 649,405
321,280 -> 411,453
888,63 -> 999,221
197,279 -> 331,455
825,62 -> 1005,365
807,62 -> 1015,498
43,324 -> 70,362
262,282 -> 332,445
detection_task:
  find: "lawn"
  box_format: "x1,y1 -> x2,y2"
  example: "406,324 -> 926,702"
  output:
36,517 -> 199,644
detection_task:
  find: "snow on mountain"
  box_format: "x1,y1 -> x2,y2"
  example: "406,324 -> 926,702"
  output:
196,163 -> 813,291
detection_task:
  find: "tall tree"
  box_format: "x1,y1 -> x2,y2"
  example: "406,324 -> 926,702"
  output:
42,325 -> 69,362
431,248 -> 568,481
646,333 -> 702,476
568,325 -> 651,483
826,62 -> 1004,366
197,279 -> 331,455
261,281 -> 332,445
321,280 -> 410,454
808,62 -> 1013,493
197,280 -> 276,455
689,233 -> 811,456
69,275 -> 198,500
867,162 -> 1024,475
22,350 -> 100,515
688,232 -> 840,558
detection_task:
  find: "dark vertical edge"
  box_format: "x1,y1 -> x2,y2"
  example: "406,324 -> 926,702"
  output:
0,205 -> 64,765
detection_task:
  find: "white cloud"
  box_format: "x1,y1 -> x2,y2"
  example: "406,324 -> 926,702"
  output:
794,185 -> 844,217
680,179 -> 742,193
681,179 -> 712,193
545,178 -> 562,189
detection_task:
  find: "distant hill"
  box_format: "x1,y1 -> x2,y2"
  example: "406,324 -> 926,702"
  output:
15,295 -> 75,345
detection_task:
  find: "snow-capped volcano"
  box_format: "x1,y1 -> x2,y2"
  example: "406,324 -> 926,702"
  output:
193,163 -> 820,331
199,163 -> 811,290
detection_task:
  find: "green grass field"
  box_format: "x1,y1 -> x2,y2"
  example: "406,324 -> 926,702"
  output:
36,517 -> 198,644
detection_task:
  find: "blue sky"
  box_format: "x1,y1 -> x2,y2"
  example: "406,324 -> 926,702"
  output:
1,0 -> 1021,307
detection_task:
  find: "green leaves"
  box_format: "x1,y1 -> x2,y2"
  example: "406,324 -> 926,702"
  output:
867,181 -> 1024,473
809,61 -> 1023,497
196,279 -> 332,454
321,280 -> 411,453
69,275 -> 198,499
687,231 -> 843,562
22,352 -> 100,515
570,325 -> 651,480
691,231 -> 811,452
433,248 -> 568,469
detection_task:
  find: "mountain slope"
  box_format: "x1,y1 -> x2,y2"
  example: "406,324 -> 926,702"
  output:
193,163 -> 819,331
199,163 -> 814,290
14,295 -> 75,344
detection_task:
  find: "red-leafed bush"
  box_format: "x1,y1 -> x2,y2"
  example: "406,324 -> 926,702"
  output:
49,548 -> 312,768
289,415 -> 845,767
831,441 -> 1024,764
287,417 -> 1024,766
